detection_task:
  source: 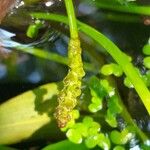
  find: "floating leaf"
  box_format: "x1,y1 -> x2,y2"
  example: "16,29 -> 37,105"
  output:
88,122 -> 101,136
66,128 -> 82,144
143,57 -> 150,69
100,63 -> 123,77
89,77 -> 107,98
88,102 -> 102,113
113,145 -> 125,150
26,20 -> 43,38
105,110 -> 118,127
124,77 -> 134,88
97,133 -> 111,150
82,117 -> 93,128
110,129 -> 133,145
108,95 -> 122,114
143,44 -> 150,55
100,79 -> 115,97
105,96 -> 122,127
85,134 -> 99,148
100,64 -> 114,76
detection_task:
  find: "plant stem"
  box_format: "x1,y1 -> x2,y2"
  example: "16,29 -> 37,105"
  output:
64,0 -> 78,39
94,1 -> 150,16
15,46 -> 94,72
79,21 -> 150,115
113,82 -> 149,142
31,13 -> 150,114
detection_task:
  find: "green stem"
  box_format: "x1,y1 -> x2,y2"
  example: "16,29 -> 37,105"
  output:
64,0 -> 78,39
31,13 -> 150,114
114,84 -> 149,141
105,13 -> 141,23
94,1 -> 150,16
15,46 -> 94,72
106,76 -> 148,141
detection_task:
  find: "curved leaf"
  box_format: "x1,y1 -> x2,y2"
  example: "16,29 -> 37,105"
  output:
43,140 -> 89,150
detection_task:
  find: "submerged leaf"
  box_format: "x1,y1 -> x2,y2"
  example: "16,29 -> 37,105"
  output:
0,83 -> 61,145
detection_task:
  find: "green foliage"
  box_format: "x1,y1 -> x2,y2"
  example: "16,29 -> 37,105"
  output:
0,145 -> 17,150
26,20 -> 43,38
110,128 -> 134,145
143,44 -> 150,55
143,57 -> 150,69
113,146 -> 125,150
143,43 -> 150,69
93,0 -> 150,15
106,95 -> 122,127
0,83 -> 60,145
123,77 -> 133,88
1,0 -> 150,149
43,140 -> 89,150
100,63 -> 123,77
31,12 -> 150,114
88,76 -> 122,127
63,115 -> 111,149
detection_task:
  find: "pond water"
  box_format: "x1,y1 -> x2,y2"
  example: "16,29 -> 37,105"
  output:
0,0 -> 150,149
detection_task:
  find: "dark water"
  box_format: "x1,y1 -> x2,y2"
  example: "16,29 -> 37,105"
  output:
0,0 -> 150,149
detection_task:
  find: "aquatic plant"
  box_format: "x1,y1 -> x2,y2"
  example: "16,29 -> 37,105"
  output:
0,0 -> 150,149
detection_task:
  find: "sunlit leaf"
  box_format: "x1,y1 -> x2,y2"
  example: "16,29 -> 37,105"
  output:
0,83 -> 62,145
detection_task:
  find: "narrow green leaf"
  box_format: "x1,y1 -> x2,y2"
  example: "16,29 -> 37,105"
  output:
43,140 -> 89,150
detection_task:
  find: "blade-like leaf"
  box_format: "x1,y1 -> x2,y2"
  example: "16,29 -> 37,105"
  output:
0,83 -> 63,145
43,140 -> 89,150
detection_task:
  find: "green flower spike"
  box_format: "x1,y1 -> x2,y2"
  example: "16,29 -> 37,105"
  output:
55,38 -> 85,128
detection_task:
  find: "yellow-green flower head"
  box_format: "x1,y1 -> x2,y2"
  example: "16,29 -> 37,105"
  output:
55,38 -> 85,128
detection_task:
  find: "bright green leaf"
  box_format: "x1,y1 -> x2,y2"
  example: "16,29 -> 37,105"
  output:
0,83 -> 60,145
43,140 -> 89,150
97,133 -> 111,150
143,44 -> 150,55
143,57 -> 150,69
113,145 -> 125,150
66,129 -> 82,144
85,135 -> 98,148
